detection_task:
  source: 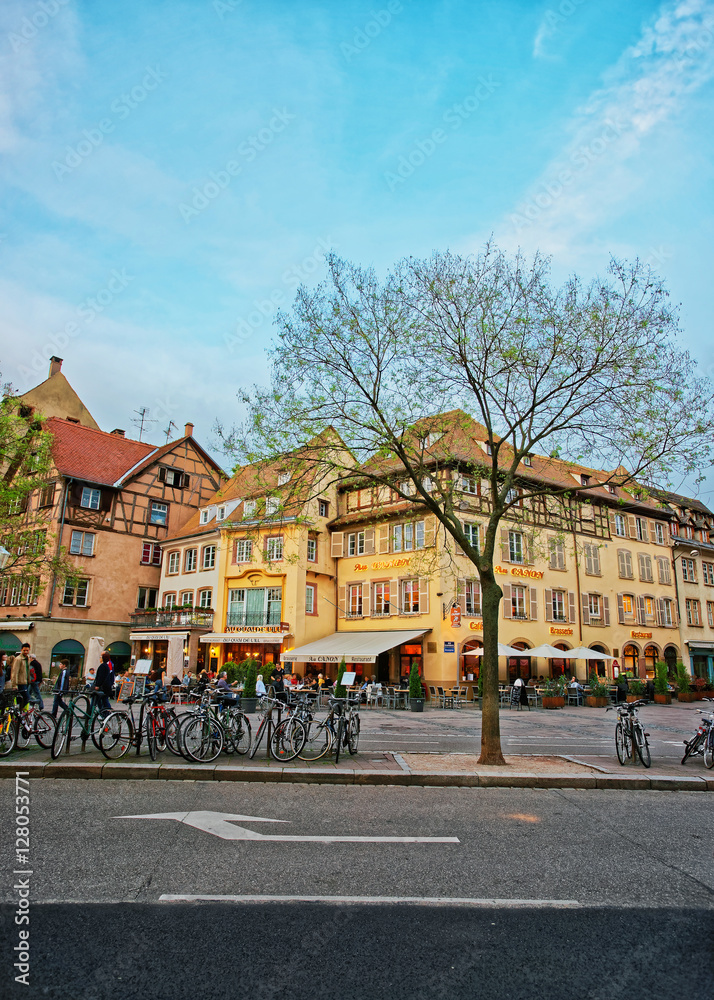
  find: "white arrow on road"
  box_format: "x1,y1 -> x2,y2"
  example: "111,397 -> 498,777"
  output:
116,810 -> 459,844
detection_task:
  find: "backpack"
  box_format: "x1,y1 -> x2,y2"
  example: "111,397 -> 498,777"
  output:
29,665 -> 36,683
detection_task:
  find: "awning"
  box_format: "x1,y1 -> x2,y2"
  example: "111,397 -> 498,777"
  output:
686,641 -> 714,651
129,632 -> 189,642
0,621 -> 34,631
199,632 -> 286,644
281,629 -> 430,664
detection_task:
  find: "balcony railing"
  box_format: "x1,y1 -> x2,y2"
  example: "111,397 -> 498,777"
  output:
225,612 -> 282,629
129,610 -> 214,628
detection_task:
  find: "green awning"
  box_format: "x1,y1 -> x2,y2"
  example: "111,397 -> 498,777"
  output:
106,641 -> 131,655
0,633 -> 22,653
51,639 -> 85,655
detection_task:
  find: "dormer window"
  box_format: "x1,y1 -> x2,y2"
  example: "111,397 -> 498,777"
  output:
607,484 -> 617,495
484,442 -> 492,456
421,432 -> 441,449
580,474 -> 590,487
522,455 -> 532,467
278,471 -> 290,486
216,505 -> 226,522
266,497 -> 279,516
243,500 -> 256,517
199,510 -> 210,525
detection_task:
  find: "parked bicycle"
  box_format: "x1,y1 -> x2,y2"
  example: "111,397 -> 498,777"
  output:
607,699 -> 651,767
99,692 -> 178,760
681,699 -> 714,768
0,694 -> 55,755
51,687 -> 110,758
249,695 -> 305,762
329,694 -> 361,765
172,690 -> 252,763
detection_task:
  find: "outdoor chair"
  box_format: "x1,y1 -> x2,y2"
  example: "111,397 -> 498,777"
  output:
437,686 -> 453,709
384,686 -> 396,709
526,686 -> 539,709
428,685 -> 440,706
454,686 -> 467,709
499,686 -> 511,707
567,686 -> 582,707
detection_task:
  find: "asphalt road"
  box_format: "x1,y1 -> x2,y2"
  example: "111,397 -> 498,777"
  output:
1,780 -> 713,998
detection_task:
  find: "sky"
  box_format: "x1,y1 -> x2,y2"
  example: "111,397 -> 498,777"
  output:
1,0 -> 713,491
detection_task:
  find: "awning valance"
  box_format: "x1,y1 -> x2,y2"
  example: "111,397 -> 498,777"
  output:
0,621 -> 34,631
199,632 -> 286,644
281,629 -> 430,664
130,632 -> 189,642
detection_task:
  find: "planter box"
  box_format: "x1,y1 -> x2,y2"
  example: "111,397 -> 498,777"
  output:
542,695 -> 565,710
677,692 -> 697,702
654,693 -> 671,705
410,698 -> 424,713
241,697 -> 258,713
586,696 -> 609,708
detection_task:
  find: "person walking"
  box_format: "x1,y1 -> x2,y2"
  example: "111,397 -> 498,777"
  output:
51,659 -> 72,718
93,652 -> 115,716
28,655 -> 45,709
10,642 -> 31,707
0,652 -> 7,696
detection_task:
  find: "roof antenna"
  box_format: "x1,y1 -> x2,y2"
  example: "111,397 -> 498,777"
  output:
164,421 -> 178,443
131,406 -> 157,442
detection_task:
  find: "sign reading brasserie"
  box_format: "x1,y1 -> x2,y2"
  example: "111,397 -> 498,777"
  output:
550,626 -> 573,635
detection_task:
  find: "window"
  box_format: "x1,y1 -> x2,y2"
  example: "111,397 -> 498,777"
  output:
704,562 -> 714,586
265,497 -> 279,516
588,593 -> 602,619
401,579 -> 420,614
234,539 -> 253,563
708,601 -> 714,627
644,596 -> 655,618
62,579 -> 89,607
266,536 -> 283,561
584,543 -> 601,576
70,530 -> 95,557
484,442 -> 492,455
161,468 -> 187,488
347,531 -> 365,556
683,525 -> 694,540
318,499 -> 329,517
681,558 -> 697,582
614,513 -> 627,537
373,582 -> 390,616
635,517 -> 648,541
464,580 -> 482,616
511,585 -> 527,618
167,551 -> 180,574
305,584 -> 316,615
607,484 -> 617,495
461,475 -> 477,494
149,501 -> 168,525
164,593 -> 176,609
617,549 -> 633,579
686,599 -> 701,626
179,591 -> 193,607
422,476 -> 434,493
654,522 -> 665,545
580,474 -> 590,487
657,557 -> 672,585
659,598 -> 673,627
136,587 -> 158,609
400,480 -> 415,497
522,455 -> 532,467
506,487 -> 520,505
267,587 -> 282,622
307,537 -> 317,562
394,521 -> 424,552
638,552 -> 653,583
184,548 -> 197,572
202,545 -> 216,570
140,541 -> 161,565
39,483 -> 55,508
621,594 -> 634,616
216,506 -> 226,522
244,500 -> 256,517
347,583 -> 363,618
199,510 -> 210,525
550,590 -> 567,621
198,589 -> 212,609
463,522 -> 479,552
278,471 -> 290,486
509,531 -> 524,565
80,486 -> 101,510
549,537 -> 566,570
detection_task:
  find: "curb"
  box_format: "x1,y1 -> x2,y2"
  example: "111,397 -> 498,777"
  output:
1,760 -> 712,790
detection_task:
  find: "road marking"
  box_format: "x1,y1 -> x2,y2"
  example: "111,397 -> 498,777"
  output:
116,811 -> 459,844
159,894 -> 579,907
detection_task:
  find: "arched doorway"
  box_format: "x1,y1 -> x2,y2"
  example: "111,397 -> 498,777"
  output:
460,640 -> 482,684
643,644 -> 659,679
0,632 -> 22,656
588,644 -> 608,678
549,643 -> 572,679
622,643 -> 639,677
105,640 -> 131,673
507,642 -> 532,684
51,639 -> 85,677
664,645 -> 678,674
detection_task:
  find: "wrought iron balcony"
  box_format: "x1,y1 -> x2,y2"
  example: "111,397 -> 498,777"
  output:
129,610 -> 214,628
225,612 -> 282,629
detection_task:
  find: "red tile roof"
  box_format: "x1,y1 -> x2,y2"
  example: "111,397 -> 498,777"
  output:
48,418 -> 155,486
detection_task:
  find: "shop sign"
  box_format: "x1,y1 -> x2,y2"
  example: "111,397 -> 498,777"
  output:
631,630 -> 652,639
226,623 -> 290,634
450,604 -> 462,628
495,566 -> 544,579
550,626 -> 573,636
469,620 -> 484,631
354,558 -> 411,572
444,641 -> 456,653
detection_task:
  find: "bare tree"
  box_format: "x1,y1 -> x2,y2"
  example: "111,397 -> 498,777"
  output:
221,244 -> 714,764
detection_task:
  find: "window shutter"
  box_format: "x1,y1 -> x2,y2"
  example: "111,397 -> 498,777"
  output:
525,533 -> 535,566
617,593 -> 625,624
639,519 -> 649,542
581,593 -> 590,625
99,490 -> 112,512
424,516 -> 436,547
602,595 -> 610,626
454,525 -> 465,557
182,473 -> 190,489
331,532 -> 344,558
457,578 -> 466,614
617,550 -> 625,577
389,579 -> 399,615
608,511 -> 617,536
636,595 -> 646,625
627,514 -> 637,538
549,539 -> 557,570
478,524 -> 486,554
158,467 -> 166,483
584,545 -> 593,575
500,528 -> 510,563
568,591 -> 576,623
544,588 -> 553,621
338,586 -> 346,616
419,578 -> 429,614
593,545 -> 601,575
362,582 -> 370,617
529,587 -> 538,620
502,584 -> 512,618
637,553 -> 645,580
671,600 -> 678,627
378,524 -> 390,554
363,528 -> 375,555
649,519 -> 659,543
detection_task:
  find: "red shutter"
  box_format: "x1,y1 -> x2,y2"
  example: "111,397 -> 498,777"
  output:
141,542 -> 151,564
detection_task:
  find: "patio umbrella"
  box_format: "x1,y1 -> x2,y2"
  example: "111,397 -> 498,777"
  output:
462,643 -> 524,657
525,643 -> 574,658
568,646 -> 614,659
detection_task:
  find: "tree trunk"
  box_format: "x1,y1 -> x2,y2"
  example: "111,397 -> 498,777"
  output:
478,573 -> 506,765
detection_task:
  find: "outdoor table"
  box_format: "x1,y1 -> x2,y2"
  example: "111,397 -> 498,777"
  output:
393,687 -> 410,709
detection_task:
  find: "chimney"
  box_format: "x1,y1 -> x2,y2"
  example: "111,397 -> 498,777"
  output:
184,422 -> 194,438
111,428 -> 125,437
49,356 -> 63,377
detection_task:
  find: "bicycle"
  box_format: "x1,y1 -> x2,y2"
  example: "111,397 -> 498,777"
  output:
607,699 -> 651,768
15,702 -> 56,750
173,690 -> 251,762
248,695 -> 305,762
98,693 -> 158,760
681,700 -> 714,768
51,687 -> 112,758
328,695 -> 361,764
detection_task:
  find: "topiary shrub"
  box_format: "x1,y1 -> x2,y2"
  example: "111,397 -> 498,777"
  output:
675,660 -> 690,693
409,661 -> 423,700
223,661 -> 240,684
654,661 -> 668,696
243,660 -> 258,699
334,658 -> 347,698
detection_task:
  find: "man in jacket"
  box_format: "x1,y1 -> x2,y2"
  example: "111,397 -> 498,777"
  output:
93,652 -> 114,715
28,656 -> 44,709
10,642 -> 31,707
51,659 -> 72,718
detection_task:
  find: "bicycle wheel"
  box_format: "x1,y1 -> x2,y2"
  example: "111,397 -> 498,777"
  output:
704,731 -> 714,769
99,712 -> 134,760
145,712 -> 158,761
72,694 -> 91,718
34,711 -> 56,749
16,716 -> 32,749
634,724 -> 651,768
165,712 -> 184,756
248,717 -> 267,759
347,714 -> 360,755
334,715 -> 345,764
51,710 -> 73,759
298,719 -> 332,761
228,711 -> 252,755
615,722 -> 627,765
681,732 -> 702,765
0,710 -> 17,757
182,716 -> 223,762
270,717 -> 306,762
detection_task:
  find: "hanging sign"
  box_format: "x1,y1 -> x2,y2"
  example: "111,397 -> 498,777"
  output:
450,604 -> 462,628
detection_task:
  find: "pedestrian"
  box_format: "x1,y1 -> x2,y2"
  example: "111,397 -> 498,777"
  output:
10,642 -> 31,708
28,655 -> 45,709
93,652 -> 115,716
0,652 -> 7,696
51,659 -> 72,718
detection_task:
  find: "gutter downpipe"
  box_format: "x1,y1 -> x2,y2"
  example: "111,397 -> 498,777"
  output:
48,478 -> 71,615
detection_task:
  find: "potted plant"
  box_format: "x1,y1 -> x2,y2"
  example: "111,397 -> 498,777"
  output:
692,676 -> 708,700
676,661 -> 696,702
628,679 -> 645,703
334,658 -> 347,698
241,660 -> 258,713
542,675 -> 566,709
409,661 -> 425,712
654,661 -> 671,704
586,672 -> 610,708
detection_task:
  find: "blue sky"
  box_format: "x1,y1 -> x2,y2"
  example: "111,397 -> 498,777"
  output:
1,0 -> 713,490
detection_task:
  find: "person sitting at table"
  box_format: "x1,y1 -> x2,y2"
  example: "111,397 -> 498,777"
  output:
255,673 -> 267,697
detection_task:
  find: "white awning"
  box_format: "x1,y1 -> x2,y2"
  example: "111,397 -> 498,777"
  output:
0,621 -> 35,631
281,629 -> 430,664
129,632 -> 190,642
199,632 -> 287,644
